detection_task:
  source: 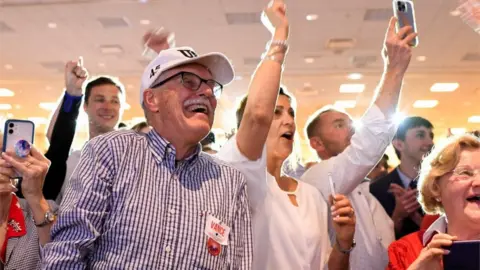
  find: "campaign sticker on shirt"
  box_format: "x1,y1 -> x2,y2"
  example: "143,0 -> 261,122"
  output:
205,214 -> 230,246
207,237 -> 221,256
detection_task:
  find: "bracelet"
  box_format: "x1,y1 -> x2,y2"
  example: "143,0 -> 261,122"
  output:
265,40 -> 289,53
335,238 -> 356,254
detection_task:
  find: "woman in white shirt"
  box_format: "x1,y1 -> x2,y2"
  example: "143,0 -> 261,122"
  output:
218,1 -> 356,269
220,88 -> 356,270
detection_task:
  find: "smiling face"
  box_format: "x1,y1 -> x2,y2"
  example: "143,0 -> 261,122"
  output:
438,148 -> 480,228
83,84 -> 123,135
143,63 -> 218,145
266,94 -> 296,162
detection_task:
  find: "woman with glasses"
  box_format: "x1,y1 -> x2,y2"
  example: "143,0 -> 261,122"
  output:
387,134 -> 480,270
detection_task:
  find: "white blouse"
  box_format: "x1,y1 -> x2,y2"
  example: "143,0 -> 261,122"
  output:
218,136 -> 331,270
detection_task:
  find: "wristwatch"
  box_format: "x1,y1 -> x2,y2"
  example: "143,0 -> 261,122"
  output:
34,210 -> 56,227
335,238 -> 356,254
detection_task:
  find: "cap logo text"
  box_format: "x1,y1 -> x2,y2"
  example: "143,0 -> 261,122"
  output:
178,49 -> 198,58
150,64 -> 161,79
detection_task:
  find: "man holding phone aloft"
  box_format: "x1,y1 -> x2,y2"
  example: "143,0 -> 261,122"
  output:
301,17 -> 417,270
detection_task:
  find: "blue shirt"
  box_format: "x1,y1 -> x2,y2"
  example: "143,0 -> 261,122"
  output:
42,130 -> 253,269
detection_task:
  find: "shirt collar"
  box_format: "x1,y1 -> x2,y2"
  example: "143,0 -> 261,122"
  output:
423,215 -> 448,246
396,167 -> 413,188
146,129 -> 201,166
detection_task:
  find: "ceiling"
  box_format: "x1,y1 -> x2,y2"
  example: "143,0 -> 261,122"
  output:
0,0 -> 479,160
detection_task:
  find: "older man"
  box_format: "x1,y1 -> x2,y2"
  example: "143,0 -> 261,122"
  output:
42,46 -> 253,268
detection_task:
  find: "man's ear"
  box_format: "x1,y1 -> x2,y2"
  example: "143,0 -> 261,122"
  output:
143,89 -> 159,113
392,138 -> 404,153
309,136 -> 325,153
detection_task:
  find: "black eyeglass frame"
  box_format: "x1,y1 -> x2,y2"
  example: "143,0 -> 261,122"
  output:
150,71 -> 223,98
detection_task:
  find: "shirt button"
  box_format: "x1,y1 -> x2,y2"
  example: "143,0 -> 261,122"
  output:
166,148 -> 172,153
169,208 -> 175,214
165,246 -> 171,253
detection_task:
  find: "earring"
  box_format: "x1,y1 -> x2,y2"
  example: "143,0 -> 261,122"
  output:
435,197 -> 441,202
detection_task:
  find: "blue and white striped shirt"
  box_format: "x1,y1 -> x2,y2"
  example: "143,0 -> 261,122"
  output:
42,130 -> 253,269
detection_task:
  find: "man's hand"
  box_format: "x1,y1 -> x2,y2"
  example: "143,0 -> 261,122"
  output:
143,28 -> 175,54
65,56 -> 88,96
329,194 -> 356,250
261,0 -> 289,41
389,183 -> 421,220
382,17 -> 417,74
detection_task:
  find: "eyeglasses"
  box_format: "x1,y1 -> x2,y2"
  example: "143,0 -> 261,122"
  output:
451,167 -> 480,181
150,72 -> 223,98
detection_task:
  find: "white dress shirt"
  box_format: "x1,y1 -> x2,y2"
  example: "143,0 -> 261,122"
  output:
217,136 -> 332,270
301,105 -> 397,270
422,215 -> 447,245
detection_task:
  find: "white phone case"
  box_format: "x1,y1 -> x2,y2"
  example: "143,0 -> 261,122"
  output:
2,119 -> 35,152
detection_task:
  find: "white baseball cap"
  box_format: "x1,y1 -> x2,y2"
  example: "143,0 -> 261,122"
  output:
140,46 -> 235,105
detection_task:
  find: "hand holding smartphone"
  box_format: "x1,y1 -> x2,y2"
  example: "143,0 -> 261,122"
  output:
392,0 -> 419,47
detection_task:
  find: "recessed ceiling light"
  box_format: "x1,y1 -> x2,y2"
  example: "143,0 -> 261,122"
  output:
304,57 -> 315,64
47,22 -> 57,29
0,88 -> 14,97
14,104 -> 21,109
0,104 -> 12,110
347,73 -> 363,80
140,19 -> 151,25
430,83 -> 459,92
304,82 -> 312,88
468,116 -> 480,123
413,100 -> 438,108
98,62 -> 106,68
28,117 -> 49,125
100,45 -> 124,54
39,102 -> 57,111
334,100 -> 356,108
4,64 -> 13,70
7,113 -> 13,118
450,10 -> 461,16
416,56 -> 427,62
234,75 -> 243,81
339,84 -> 365,93
306,14 -> 319,21
450,128 -> 466,135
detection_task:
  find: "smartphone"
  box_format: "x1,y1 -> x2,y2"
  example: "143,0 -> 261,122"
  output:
443,240 -> 480,270
2,119 -> 35,153
392,0 -> 419,47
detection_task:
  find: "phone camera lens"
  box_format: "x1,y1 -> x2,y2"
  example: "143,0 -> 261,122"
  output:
8,129 -> 13,134
398,2 -> 406,12
8,123 -> 14,128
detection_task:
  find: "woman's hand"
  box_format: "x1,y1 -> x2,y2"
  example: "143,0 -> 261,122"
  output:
0,157 -> 17,194
1,145 -> 50,202
330,194 -> 356,250
407,233 -> 457,270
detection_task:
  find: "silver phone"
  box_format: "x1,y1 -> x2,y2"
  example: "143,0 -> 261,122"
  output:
393,0 -> 419,47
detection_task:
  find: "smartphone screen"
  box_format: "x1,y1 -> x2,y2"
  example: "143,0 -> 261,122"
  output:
444,240 -> 480,270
